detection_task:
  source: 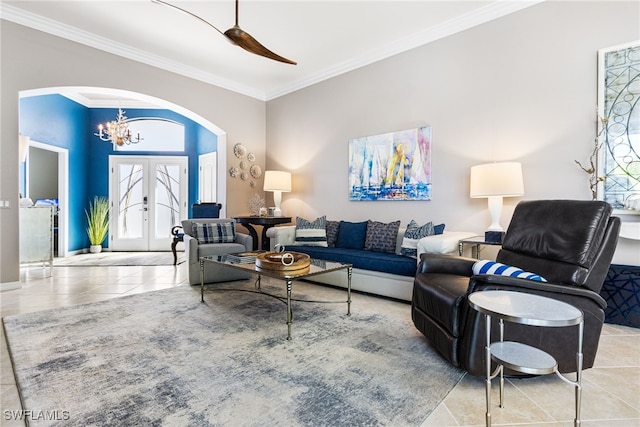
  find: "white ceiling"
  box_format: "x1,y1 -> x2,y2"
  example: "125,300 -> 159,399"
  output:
2,1 -> 542,102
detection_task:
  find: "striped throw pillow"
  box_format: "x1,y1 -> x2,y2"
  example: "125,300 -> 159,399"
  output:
192,222 -> 236,244
473,260 -> 547,282
293,216 -> 328,247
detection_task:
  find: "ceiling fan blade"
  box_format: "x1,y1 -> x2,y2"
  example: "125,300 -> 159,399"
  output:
224,26 -> 297,65
152,0 -> 296,65
151,0 -> 225,37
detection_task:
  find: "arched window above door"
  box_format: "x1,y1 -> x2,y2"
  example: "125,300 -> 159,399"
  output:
111,118 -> 185,152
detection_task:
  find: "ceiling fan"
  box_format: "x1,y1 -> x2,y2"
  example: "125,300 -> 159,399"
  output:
152,0 -> 297,65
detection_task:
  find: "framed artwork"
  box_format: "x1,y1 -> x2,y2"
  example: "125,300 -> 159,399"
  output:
597,41 -> 640,212
348,126 -> 431,201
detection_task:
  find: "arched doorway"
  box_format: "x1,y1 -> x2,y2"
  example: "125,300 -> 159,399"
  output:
19,86 -> 228,255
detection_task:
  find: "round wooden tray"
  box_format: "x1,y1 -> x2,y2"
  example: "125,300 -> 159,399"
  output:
255,251 -> 311,271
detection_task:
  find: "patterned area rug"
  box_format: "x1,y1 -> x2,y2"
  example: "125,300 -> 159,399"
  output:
3,281 -> 464,426
54,251 -> 185,266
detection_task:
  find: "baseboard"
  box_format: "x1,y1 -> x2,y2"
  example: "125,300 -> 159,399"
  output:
0,281 -> 22,291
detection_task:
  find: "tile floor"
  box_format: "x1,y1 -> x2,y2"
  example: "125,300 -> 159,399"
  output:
1,262 -> 639,427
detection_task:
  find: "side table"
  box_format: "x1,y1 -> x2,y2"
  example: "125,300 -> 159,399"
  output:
468,290 -> 584,427
234,216 -> 292,251
459,236 -> 502,258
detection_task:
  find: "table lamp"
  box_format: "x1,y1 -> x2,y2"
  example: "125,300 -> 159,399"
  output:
470,162 -> 524,242
263,171 -> 291,217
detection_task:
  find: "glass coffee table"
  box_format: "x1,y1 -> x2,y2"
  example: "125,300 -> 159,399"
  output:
199,254 -> 352,340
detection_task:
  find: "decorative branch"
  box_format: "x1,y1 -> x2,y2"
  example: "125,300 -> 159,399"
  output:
575,112 -> 608,200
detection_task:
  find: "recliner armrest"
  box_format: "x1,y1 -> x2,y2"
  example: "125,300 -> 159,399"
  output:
468,274 -> 607,309
417,254 -> 476,276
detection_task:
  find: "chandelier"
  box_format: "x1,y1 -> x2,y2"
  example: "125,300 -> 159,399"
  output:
94,108 -> 143,146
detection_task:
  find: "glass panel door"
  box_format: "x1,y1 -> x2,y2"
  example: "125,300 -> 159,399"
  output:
110,156 -> 187,251
111,161 -> 146,251
149,160 -> 186,250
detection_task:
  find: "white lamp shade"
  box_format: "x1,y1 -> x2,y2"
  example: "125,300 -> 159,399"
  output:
263,171 -> 292,192
470,162 -> 524,198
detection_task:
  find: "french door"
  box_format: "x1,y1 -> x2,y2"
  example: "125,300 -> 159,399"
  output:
109,156 -> 187,251
199,152 -> 217,202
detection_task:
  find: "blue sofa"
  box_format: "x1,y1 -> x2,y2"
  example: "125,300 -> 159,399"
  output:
267,223 -> 475,301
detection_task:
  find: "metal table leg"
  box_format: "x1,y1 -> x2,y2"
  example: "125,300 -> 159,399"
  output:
200,259 -> 205,302
347,266 -> 352,316
286,279 -> 293,340
485,313 -> 492,427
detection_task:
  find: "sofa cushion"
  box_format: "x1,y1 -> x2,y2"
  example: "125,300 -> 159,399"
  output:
286,246 -> 417,277
401,220 -> 435,258
364,220 -> 401,253
434,223 -> 446,235
326,220 -> 340,247
473,260 -> 547,282
293,216 -> 328,246
336,221 -> 368,249
192,221 -> 236,244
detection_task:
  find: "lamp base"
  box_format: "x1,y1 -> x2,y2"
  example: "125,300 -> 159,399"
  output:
273,208 -> 282,217
484,231 -> 505,243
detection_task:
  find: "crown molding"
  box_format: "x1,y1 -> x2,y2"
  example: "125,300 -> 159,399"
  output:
2,1 -> 543,102
0,3 -> 267,101
265,1 -> 544,100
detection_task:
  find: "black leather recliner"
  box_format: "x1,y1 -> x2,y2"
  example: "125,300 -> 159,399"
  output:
412,200 -> 620,376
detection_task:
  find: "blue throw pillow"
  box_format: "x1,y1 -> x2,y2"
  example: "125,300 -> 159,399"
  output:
400,220 -> 435,258
473,260 -> 547,282
434,223 -> 446,235
336,221 -> 368,249
326,220 -> 340,247
364,220 -> 401,253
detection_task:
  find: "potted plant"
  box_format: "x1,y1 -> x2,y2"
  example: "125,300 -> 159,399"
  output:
85,196 -> 109,253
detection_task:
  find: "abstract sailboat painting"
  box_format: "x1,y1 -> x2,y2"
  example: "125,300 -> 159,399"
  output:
348,126 -> 432,201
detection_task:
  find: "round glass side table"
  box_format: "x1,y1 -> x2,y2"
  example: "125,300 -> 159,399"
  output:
468,290 -> 584,427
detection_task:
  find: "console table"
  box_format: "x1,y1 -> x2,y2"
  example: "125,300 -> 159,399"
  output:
234,216 -> 292,250
468,290 -> 584,427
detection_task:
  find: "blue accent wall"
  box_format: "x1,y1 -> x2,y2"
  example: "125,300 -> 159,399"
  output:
20,95 -> 217,252
20,95 -> 89,251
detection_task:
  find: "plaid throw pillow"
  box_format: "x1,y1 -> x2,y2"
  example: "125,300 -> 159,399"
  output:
192,222 -> 236,244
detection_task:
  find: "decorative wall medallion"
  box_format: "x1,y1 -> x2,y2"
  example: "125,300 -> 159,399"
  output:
239,160 -> 248,170
229,166 -> 239,178
250,164 -> 262,178
233,143 -> 247,159
240,172 -> 248,181
247,152 -> 256,163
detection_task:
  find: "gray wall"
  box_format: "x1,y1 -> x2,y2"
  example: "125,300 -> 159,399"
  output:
28,147 -> 58,202
0,21 -> 265,285
265,1 -> 640,265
